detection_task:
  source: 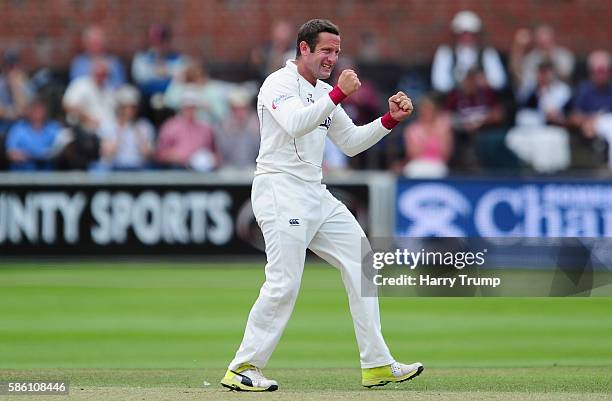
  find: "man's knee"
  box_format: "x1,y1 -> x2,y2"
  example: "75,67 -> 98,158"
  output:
262,280 -> 301,304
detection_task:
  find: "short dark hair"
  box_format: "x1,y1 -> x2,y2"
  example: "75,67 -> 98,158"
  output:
295,19 -> 340,58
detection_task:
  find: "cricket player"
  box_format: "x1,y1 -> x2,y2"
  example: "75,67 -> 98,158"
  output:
221,19 -> 423,392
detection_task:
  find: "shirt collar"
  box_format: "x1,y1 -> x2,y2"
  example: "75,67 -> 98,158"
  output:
286,59 -> 318,89
286,59 -> 298,74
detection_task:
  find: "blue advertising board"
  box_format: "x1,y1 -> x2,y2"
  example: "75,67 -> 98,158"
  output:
395,178 -> 612,237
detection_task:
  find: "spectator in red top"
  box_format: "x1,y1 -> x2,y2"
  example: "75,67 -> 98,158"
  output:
155,91 -> 218,170
445,68 -> 511,170
331,58 -> 385,169
446,68 -> 503,131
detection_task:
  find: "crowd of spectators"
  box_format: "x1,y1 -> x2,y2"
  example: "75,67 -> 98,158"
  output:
0,14 -> 610,178
0,23 -> 257,173
396,11 -> 612,177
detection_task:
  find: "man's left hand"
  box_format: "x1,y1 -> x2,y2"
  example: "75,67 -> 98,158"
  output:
388,91 -> 414,121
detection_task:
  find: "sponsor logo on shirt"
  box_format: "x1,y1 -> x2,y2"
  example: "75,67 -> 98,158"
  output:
271,94 -> 294,110
319,116 -> 332,130
289,219 -> 300,226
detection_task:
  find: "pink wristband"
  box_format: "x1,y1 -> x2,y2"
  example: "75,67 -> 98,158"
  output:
381,112 -> 400,130
329,86 -> 347,105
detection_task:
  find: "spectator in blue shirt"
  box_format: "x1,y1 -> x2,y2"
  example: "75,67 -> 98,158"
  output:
5,98 -> 61,170
131,24 -> 186,97
70,25 -> 126,89
570,50 -> 612,166
0,50 -> 33,134
571,50 -> 612,121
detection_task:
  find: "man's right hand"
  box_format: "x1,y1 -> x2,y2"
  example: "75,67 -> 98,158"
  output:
337,69 -> 361,96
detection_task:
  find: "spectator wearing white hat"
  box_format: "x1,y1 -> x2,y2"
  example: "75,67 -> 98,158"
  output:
431,10 -> 507,93
98,85 -> 155,170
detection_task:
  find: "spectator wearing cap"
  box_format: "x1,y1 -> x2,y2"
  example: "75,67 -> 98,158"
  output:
0,50 -> 33,134
431,10 -> 507,93
510,25 -> 575,95
5,98 -> 61,171
132,24 -> 186,98
164,59 -> 231,126
98,85 -> 155,170
155,91 -> 218,171
570,50 -> 612,167
63,57 -> 116,133
215,88 -> 260,171
70,25 -> 126,89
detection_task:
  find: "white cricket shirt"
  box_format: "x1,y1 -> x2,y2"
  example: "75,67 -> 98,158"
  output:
255,60 -> 391,182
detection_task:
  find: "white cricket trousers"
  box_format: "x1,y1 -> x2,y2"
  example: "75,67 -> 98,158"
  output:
228,173 -> 394,370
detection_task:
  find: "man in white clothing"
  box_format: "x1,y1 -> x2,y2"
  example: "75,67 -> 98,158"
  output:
220,19 -> 423,392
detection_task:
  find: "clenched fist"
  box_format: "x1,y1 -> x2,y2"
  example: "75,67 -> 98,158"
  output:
388,91 -> 414,122
337,69 -> 361,96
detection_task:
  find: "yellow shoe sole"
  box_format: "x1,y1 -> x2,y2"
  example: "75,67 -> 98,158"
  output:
220,369 -> 278,392
362,364 -> 424,388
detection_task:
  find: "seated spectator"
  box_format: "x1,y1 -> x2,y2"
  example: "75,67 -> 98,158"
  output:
98,85 -> 154,170
510,25 -> 575,94
58,57 -> 117,170
215,88 -> 259,171
63,57 -> 116,132
402,95 -> 453,178
156,91 -> 218,171
5,98 -> 60,171
569,50 -> 612,167
506,61 -> 572,173
164,60 -> 231,126
132,24 -> 186,98
516,60 -> 572,125
0,50 -> 32,134
70,25 -> 126,88
432,10 -> 507,93
445,68 -> 509,170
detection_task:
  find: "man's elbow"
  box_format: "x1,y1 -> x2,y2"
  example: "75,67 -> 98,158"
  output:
285,125 -> 309,139
342,147 -> 360,157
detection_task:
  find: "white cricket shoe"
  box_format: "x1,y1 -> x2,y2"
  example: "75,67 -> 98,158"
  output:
220,364 -> 278,392
362,361 -> 424,387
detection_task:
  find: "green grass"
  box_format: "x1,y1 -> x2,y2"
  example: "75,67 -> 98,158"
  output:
0,263 -> 611,400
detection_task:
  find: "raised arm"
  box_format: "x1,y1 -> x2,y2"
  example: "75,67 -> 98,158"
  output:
261,69 -> 361,138
329,91 -> 414,157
